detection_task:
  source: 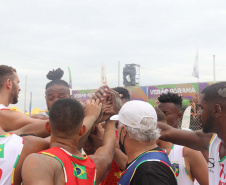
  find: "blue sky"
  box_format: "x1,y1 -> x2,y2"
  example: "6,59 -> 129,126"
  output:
1,0 -> 226,111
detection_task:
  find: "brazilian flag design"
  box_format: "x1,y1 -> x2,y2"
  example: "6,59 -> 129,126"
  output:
172,163 -> 179,177
73,163 -> 87,180
0,144 -> 5,158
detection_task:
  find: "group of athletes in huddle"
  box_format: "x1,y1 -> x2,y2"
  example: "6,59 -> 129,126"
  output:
0,64 -> 226,185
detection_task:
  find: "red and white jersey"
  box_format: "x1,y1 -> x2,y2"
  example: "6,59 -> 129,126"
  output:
40,147 -> 96,185
0,133 -> 24,185
169,144 -> 194,185
209,134 -> 226,185
0,104 -> 10,110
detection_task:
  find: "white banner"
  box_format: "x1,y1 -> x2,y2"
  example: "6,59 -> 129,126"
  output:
181,106 -> 191,129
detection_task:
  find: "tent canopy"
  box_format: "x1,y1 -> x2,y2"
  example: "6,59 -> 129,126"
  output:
10,106 -> 23,113
25,107 -> 47,116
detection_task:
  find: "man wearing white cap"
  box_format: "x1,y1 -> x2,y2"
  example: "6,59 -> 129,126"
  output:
111,100 -> 177,185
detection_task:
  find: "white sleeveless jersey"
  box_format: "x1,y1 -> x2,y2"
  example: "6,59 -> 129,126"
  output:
0,133 -> 24,185
168,144 -> 194,185
209,134 -> 226,184
0,104 -> 10,110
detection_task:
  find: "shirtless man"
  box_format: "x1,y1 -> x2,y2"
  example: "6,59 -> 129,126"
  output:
0,65 -> 47,131
22,98 -> 116,185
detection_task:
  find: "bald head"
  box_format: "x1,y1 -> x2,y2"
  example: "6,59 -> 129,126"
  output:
201,82 -> 226,107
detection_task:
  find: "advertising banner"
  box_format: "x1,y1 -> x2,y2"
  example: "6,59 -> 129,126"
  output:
72,82 -> 214,105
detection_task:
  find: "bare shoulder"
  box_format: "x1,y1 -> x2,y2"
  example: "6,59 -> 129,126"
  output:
89,149 -> 110,169
184,145 -> 209,184
195,130 -> 213,140
0,109 -> 26,119
89,154 -> 105,166
184,146 -> 208,165
88,154 -> 99,165
22,153 -> 64,185
184,146 -> 202,158
0,110 -> 14,128
23,136 -> 50,154
195,131 -> 213,149
89,153 -> 111,185
24,153 -> 62,167
13,136 -> 49,184
0,110 -> 47,131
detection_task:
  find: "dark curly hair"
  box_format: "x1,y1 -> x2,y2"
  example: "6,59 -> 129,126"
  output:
158,92 -> 182,110
45,68 -> 69,90
113,87 -> 130,101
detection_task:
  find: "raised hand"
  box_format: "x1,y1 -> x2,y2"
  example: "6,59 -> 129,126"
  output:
92,85 -> 110,103
95,101 -> 111,124
89,124 -> 105,149
105,89 -> 122,115
84,99 -> 102,123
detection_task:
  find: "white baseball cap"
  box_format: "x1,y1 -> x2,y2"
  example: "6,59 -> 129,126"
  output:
110,100 -> 157,128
